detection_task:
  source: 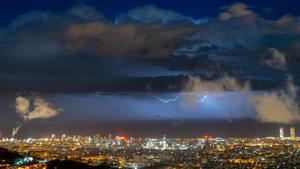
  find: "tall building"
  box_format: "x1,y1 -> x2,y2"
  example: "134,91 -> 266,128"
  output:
279,127 -> 284,139
162,134 -> 168,149
290,127 -> 296,141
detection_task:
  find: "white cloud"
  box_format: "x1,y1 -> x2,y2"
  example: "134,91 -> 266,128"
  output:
250,77 -> 299,123
15,96 -> 61,121
219,3 -> 255,21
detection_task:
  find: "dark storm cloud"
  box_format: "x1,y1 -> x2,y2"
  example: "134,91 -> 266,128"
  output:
63,22 -> 195,58
0,4 -> 189,92
0,4 -> 103,59
0,4 -> 105,78
175,3 -> 300,57
0,3 -> 300,93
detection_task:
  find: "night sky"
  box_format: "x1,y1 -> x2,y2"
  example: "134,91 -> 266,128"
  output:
1,0 -> 300,138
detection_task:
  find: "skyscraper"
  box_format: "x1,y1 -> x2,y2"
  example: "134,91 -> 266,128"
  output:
162,134 -> 168,150
279,127 -> 284,139
290,127 -> 296,141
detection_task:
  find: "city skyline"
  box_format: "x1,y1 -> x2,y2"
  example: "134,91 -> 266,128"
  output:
1,127 -> 300,168
1,126 -> 300,140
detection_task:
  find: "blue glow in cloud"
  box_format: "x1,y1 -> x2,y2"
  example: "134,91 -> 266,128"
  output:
49,92 -> 254,121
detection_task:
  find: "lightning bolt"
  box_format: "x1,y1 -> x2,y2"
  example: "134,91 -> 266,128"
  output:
155,95 -> 180,103
197,92 -> 226,104
198,94 -> 209,103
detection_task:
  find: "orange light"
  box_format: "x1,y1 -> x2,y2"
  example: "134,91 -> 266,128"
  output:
117,136 -> 126,140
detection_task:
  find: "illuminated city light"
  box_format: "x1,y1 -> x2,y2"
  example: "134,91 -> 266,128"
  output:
0,127 -> 299,168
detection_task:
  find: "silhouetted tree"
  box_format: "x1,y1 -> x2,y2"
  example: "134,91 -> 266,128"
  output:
0,147 -> 23,161
47,159 -> 116,169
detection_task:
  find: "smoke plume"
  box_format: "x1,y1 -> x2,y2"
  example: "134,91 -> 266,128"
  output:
12,96 -> 62,137
12,124 -> 23,138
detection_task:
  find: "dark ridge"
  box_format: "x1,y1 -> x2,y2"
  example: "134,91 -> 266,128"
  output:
47,160 -> 116,169
0,147 -> 23,161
